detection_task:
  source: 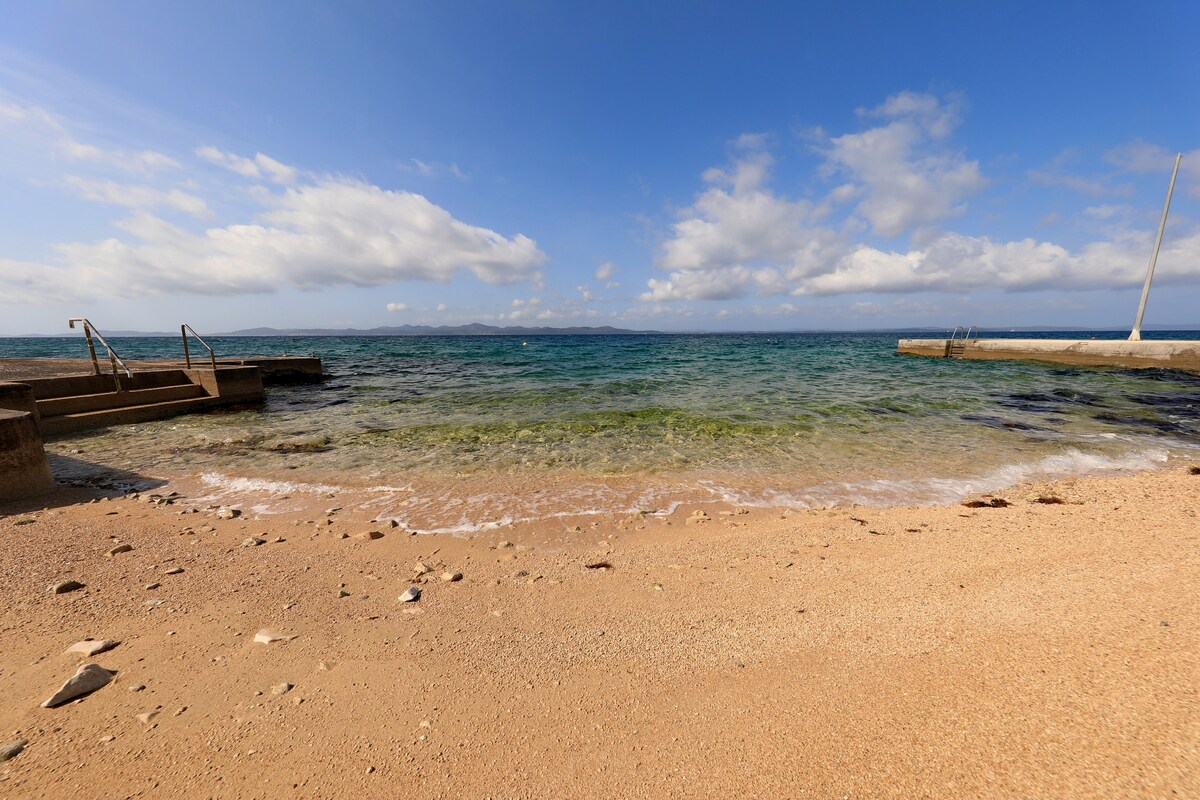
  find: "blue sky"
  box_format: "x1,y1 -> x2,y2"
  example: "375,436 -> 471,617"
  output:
2,0 -> 1199,334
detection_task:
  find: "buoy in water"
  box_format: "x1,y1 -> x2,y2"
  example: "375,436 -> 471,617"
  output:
522,341 -> 528,346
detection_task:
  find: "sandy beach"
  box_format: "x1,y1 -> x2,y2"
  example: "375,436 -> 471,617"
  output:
1,466 -> 1197,798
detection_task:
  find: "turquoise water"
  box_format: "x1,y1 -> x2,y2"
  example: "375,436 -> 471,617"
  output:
4,332 -> 1199,528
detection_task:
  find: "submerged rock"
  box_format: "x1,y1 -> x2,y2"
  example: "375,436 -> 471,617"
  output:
66,639 -> 120,657
42,663 -> 115,707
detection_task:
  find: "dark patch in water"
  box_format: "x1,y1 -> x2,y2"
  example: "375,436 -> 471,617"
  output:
961,414 -> 1053,433
1093,412 -> 1185,434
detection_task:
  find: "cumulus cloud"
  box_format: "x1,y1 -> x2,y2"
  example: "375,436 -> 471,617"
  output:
1,174 -> 547,302
386,302 -> 409,312
644,93 -> 1200,302
824,92 -> 985,236
595,261 -> 616,280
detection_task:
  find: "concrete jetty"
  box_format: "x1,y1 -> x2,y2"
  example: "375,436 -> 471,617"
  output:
898,338 -> 1200,372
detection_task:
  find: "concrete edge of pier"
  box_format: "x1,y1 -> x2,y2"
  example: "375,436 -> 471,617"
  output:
897,338 -> 1200,372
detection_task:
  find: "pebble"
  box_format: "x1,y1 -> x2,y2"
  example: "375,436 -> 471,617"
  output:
216,508 -> 241,519
337,589 -> 351,598
50,580 -> 85,594
66,639 -> 120,657
136,710 -> 160,725
398,586 -> 421,603
107,543 -> 134,556
164,567 -> 185,575
387,519 -> 400,528
413,561 -> 432,576
0,740 -> 28,762
686,510 -> 710,525
253,629 -> 297,644
336,532 -> 349,539
356,530 -> 384,541
128,684 -> 146,692
242,536 -> 266,547
144,582 -> 160,590
441,571 -> 463,583
272,682 -> 293,695
98,735 -> 115,744
42,663 -> 115,708
498,540 -> 513,548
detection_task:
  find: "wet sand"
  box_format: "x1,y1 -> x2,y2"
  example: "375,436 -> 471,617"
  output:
1,468 -> 1198,798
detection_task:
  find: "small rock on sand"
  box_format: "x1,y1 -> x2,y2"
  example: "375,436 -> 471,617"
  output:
107,544 -> 133,556
498,540 -> 513,548
164,567 -> 185,575
216,508 -> 241,519
242,537 -> 266,547
398,587 -> 421,603
42,663 -> 115,708
136,710 -> 160,725
144,582 -> 160,590
356,530 -> 384,541
413,561 -> 432,576
687,510 -> 710,524
272,682 -> 293,695
66,639 -> 120,657
441,571 -> 463,582
337,588 -> 351,598
0,740 -> 28,762
50,580 -> 85,594
253,629 -> 297,645
128,684 -> 146,692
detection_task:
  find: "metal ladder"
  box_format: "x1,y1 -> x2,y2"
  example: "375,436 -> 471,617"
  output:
947,325 -> 979,358
68,317 -> 133,391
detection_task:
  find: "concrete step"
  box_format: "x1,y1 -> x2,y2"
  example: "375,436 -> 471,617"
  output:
37,383 -> 207,417
40,395 -> 222,436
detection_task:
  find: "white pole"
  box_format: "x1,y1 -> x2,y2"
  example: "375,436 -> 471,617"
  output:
1130,152 -> 1182,341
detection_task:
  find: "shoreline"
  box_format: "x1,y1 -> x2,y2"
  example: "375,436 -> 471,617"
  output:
2,465 -> 1197,796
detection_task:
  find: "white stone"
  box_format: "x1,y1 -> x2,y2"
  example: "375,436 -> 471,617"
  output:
66,639 -> 120,657
253,629 -> 297,645
398,587 -> 421,603
42,663 -> 115,707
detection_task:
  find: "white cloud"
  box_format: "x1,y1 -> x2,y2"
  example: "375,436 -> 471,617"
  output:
595,261 -> 616,280
435,303 -> 447,312
386,302 -> 408,312
824,92 -> 985,236
195,146 -> 297,184
644,95 -> 1200,303
65,176 -> 213,219
578,285 -> 594,302
1,174 -> 547,302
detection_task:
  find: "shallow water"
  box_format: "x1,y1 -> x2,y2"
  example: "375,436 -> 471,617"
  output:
7,331 -> 1199,529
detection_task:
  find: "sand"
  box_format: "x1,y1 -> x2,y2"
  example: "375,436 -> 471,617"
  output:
1,468 -> 1198,798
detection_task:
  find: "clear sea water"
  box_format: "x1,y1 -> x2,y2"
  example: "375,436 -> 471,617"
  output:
4,331 -> 1199,531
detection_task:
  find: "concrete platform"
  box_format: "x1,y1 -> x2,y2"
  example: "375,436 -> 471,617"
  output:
0,356 -> 323,384
898,338 -> 1200,372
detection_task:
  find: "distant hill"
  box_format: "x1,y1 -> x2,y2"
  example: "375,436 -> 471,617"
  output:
221,324 -> 659,336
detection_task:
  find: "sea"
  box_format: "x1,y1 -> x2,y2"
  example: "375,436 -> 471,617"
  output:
4,331 -> 1199,532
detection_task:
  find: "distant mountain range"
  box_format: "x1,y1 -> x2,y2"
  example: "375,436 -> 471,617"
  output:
8,323 -> 661,337
6,323 -> 1200,338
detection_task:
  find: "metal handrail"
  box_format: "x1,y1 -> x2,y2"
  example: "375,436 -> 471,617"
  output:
68,317 -> 133,391
180,324 -> 217,370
